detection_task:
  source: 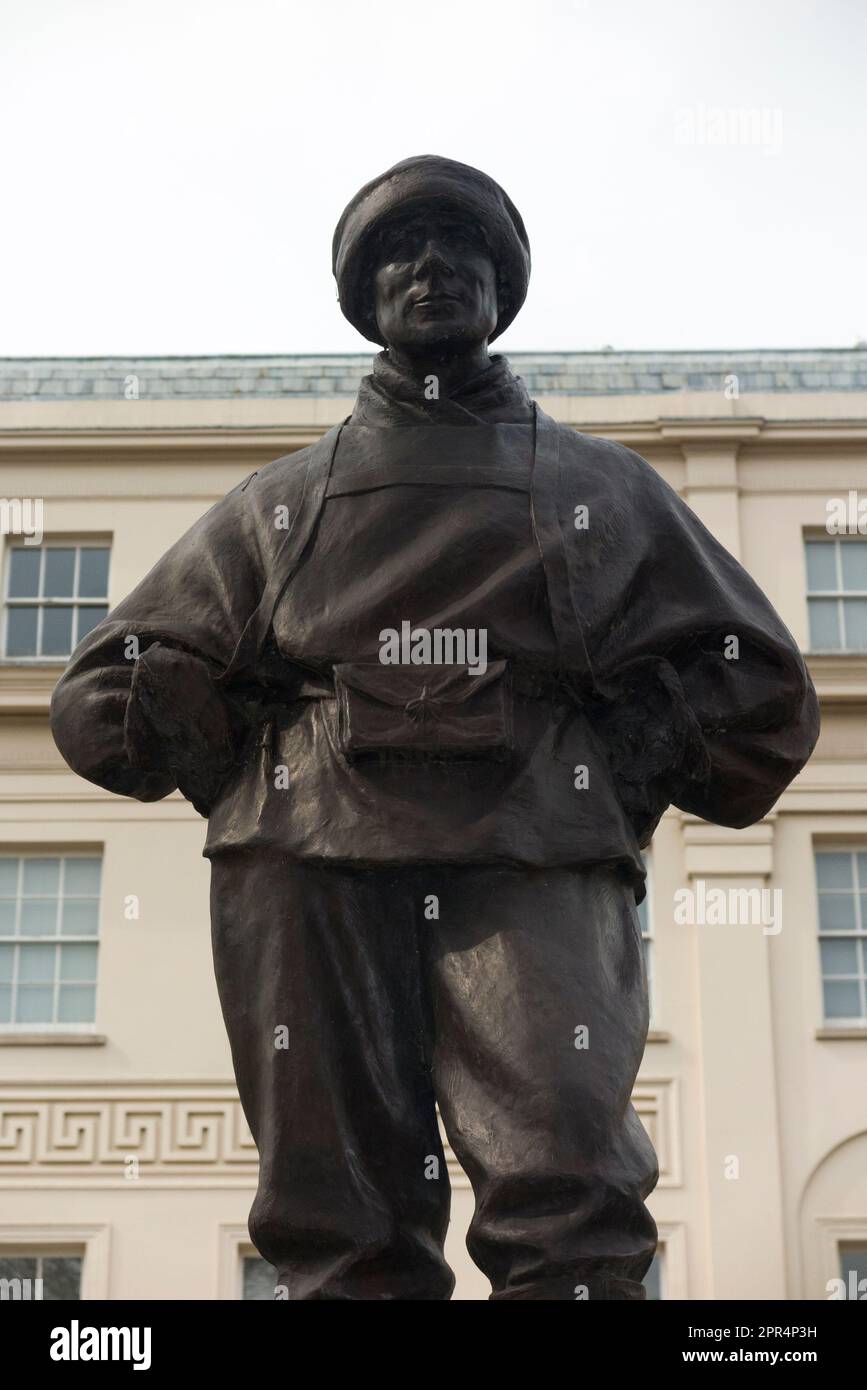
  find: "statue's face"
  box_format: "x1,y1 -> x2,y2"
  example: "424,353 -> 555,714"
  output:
372,205 -> 498,354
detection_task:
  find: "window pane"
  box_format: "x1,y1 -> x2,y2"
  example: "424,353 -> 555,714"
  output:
20,900 -> 58,936
43,548 -> 76,597
818,893 -> 857,932
823,980 -> 863,1020
808,598 -> 840,649
75,605 -> 108,644
41,606 -> 74,657
15,985 -> 55,1023
840,1247 -> 867,1285
78,548 -> 109,598
61,900 -> 99,936
816,853 -> 853,890
64,859 -> 101,896
805,540 -> 838,591
18,943 -> 55,983
57,985 -> 95,1023
5,606 -> 38,657
242,1255 -> 279,1301
0,943 -> 13,979
60,943 -> 97,982
642,1252 -> 662,1300
842,598 -> 867,650
840,543 -> 867,591
8,548 -> 41,598
0,902 -> 16,934
0,985 -> 10,1022
23,859 -> 60,895
821,939 -> 859,977
0,1256 -> 38,1281
0,859 -> 19,895
42,1256 -> 82,1301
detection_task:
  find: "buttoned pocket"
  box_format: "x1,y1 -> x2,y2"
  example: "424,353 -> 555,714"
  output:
333,660 -> 513,762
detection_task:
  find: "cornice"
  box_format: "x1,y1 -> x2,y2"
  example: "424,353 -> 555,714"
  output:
1,416 -> 867,458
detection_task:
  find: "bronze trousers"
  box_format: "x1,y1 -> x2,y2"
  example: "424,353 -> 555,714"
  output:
210,853 -> 658,1300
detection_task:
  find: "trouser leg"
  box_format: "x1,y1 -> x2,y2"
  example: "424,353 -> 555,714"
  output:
209,852 -> 453,1300
425,862 -> 659,1300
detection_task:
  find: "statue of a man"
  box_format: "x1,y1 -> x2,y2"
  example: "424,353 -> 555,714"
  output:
51,156 -> 819,1300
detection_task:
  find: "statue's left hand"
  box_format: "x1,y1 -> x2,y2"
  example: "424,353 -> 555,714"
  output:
591,657 -> 711,847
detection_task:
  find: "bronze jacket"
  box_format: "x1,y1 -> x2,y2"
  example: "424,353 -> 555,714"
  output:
49,361 -> 819,889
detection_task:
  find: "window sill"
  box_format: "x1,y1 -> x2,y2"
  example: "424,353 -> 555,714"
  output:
0,662 -> 66,713
815,1026 -> 867,1040
0,1032 -> 107,1046
806,652 -> 867,704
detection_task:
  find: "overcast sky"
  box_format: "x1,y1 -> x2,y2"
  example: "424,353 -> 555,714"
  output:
1,0 -> 864,357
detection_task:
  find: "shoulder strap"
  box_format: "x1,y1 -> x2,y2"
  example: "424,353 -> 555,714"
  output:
216,420 -> 346,686
529,404 -> 595,696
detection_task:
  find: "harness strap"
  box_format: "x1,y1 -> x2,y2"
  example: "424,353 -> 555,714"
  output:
215,420 -> 346,687
219,408 -> 593,700
529,405 -> 595,697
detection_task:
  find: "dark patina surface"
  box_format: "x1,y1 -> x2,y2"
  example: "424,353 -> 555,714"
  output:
51,156 -> 819,1299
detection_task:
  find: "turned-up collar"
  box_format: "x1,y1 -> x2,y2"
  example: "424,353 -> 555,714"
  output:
350,350 -> 534,427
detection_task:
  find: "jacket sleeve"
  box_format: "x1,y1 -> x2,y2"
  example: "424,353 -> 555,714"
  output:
572,439 -> 820,833
49,476 -> 266,803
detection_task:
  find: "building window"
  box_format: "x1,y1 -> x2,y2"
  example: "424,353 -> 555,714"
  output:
0,855 -> 101,1029
0,1253 -> 82,1300
637,853 -> 653,1014
815,850 -> 867,1024
242,1254 -> 279,1300
643,1248 -> 664,1300
4,543 -> 109,660
805,537 -> 867,651
839,1244 -> 867,1288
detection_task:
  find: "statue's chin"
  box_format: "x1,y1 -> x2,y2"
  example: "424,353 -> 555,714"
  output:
387,325 -> 488,358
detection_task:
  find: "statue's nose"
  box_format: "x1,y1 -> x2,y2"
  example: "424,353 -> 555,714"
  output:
413,240 -> 454,275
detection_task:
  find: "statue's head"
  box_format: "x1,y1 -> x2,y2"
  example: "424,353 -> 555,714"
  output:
332,155 -> 531,358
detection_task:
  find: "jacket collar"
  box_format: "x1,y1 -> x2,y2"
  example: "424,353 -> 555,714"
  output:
350,350 -> 534,427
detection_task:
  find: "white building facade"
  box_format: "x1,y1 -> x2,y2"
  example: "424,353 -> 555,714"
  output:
0,349 -> 865,1301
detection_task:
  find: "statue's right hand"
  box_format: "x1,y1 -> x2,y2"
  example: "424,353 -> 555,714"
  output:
126,643 -> 238,815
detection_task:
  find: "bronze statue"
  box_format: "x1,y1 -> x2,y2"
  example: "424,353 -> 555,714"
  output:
50,156 -> 819,1300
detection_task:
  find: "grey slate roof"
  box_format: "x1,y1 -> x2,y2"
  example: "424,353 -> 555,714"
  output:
1,349 -> 866,400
